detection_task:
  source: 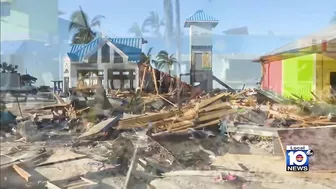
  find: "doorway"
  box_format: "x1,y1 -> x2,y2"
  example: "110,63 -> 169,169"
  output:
330,72 -> 336,96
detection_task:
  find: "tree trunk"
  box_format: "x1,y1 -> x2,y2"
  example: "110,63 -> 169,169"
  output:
163,0 -> 174,48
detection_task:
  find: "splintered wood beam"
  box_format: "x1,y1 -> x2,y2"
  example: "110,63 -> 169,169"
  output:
12,164 -> 31,182
199,101 -> 232,112
167,120 -> 194,132
199,92 -> 228,109
123,148 -> 139,189
197,109 -> 236,123
117,111 -> 177,129
157,94 -> 177,107
152,68 -> 159,94
140,66 -> 147,92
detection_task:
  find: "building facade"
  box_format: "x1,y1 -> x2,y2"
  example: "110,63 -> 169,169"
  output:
260,25 -> 336,100
64,36 -> 146,92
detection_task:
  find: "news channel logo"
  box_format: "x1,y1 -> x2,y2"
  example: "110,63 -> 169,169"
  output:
286,145 -> 314,172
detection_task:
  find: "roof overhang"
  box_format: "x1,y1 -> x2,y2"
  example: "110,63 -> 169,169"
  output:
184,21 -> 218,28
256,25 -> 336,63
256,38 -> 336,63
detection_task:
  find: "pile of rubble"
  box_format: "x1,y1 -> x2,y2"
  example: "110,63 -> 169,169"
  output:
0,87 -> 335,189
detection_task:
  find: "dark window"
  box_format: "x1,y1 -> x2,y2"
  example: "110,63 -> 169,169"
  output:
88,52 -> 98,63
114,51 -> 123,64
101,44 -> 110,63
330,72 -> 336,96
0,2 -> 11,17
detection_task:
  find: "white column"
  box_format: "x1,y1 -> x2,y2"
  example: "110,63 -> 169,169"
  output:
135,66 -> 139,89
70,65 -> 77,88
97,48 -> 102,63
103,68 -> 108,91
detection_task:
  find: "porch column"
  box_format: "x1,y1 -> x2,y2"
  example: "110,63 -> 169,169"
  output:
135,66 -> 140,89
103,68 -> 108,91
70,65 -> 77,88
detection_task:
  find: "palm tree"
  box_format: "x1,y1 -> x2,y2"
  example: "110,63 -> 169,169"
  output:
69,6 -> 105,44
1,62 -> 8,73
330,12 -> 336,24
0,62 -> 18,73
142,11 -> 164,36
128,22 -> 144,37
151,59 -> 165,70
163,0 -> 174,47
140,47 -> 153,65
156,50 -> 178,75
7,64 -> 18,73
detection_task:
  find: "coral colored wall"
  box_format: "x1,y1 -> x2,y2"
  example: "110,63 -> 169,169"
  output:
262,60 -> 282,94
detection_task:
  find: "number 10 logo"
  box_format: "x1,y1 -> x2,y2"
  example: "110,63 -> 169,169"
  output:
286,145 -> 311,172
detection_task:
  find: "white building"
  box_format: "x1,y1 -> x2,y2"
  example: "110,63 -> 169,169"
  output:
64,36 -> 146,92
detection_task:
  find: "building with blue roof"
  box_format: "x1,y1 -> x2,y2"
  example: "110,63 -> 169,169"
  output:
142,10 -> 296,89
64,34 -> 147,91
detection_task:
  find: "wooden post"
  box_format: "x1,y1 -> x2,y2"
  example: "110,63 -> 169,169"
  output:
123,147 -> 139,189
140,66 -> 147,92
152,68 -> 159,94
15,96 -> 23,118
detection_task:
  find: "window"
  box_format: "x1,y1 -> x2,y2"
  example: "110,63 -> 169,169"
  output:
101,44 -> 110,63
194,53 -> 202,70
0,2 -> 11,17
88,52 -> 98,63
114,51 -> 123,63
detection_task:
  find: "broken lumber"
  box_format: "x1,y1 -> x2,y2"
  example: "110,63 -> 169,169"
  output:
199,92 -> 228,109
117,111 -> 178,129
12,164 -> 31,181
78,117 -> 120,139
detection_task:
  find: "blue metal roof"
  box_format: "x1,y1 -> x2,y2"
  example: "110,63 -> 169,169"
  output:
68,37 -> 144,63
108,37 -> 143,62
69,44 -> 86,54
109,38 -> 143,49
184,10 -> 218,28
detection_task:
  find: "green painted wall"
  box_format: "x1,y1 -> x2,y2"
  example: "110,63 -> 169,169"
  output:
282,54 -> 315,100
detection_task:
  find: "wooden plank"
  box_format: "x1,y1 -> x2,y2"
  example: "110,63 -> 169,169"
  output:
12,164 -> 31,181
152,68 -> 159,95
175,119 -> 220,132
123,148 -> 139,189
53,93 -> 66,104
118,111 -> 177,129
198,92 -> 228,109
78,117 -> 120,139
277,126 -> 336,172
140,66 -> 147,92
197,109 -> 236,123
199,101 -> 231,113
